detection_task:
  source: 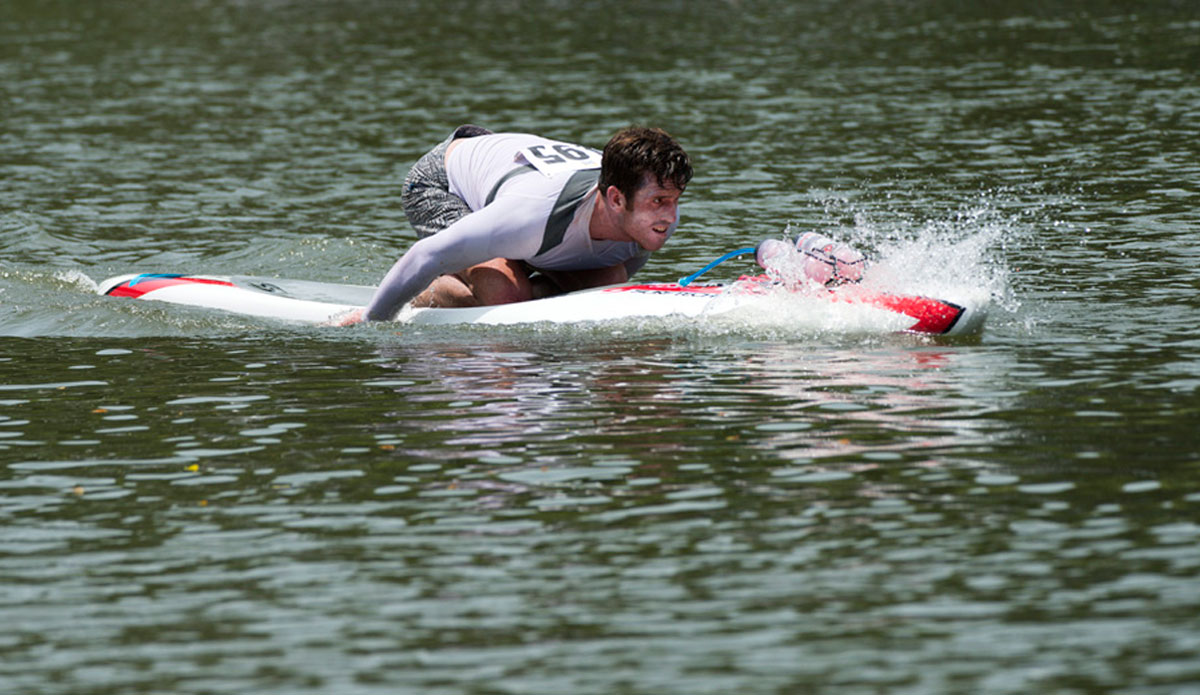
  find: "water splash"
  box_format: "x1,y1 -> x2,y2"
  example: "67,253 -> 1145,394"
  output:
54,269 -> 100,294
671,192 -> 1035,339
869,210 -> 1012,303
803,192 -> 1027,315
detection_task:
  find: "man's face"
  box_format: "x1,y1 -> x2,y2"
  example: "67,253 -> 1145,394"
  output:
614,174 -> 684,252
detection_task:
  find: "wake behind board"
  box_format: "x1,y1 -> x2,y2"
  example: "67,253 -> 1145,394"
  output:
97,273 -> 988,336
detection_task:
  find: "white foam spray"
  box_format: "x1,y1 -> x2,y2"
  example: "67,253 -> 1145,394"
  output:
692,194 -> 1025,338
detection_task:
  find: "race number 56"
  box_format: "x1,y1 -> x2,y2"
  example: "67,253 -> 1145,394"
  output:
520,142 -> 602,176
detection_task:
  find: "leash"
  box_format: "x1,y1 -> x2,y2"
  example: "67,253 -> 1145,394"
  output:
677,246 -> 757,287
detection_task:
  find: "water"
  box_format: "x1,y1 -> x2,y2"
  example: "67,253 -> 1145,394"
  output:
3,1 -> 1200,693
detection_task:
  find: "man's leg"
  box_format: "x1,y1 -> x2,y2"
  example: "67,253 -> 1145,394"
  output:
412,258 -> 534,307
401,126 -> 491,239
536,264 -> 629,296
412,261 -> 631,307
464,258 -> 535,304
411,275 -> 478,308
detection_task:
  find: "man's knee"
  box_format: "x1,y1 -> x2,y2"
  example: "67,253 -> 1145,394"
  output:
413,275 -> 479,308
475,284 -> 532,305
465,259 -> 533,305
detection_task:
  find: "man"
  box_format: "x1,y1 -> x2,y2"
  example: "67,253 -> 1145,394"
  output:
342,125 -> 692,323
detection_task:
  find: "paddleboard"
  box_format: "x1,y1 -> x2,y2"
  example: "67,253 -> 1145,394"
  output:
96,273 -> 988,336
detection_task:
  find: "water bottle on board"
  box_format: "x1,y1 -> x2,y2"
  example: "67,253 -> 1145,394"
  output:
754,238 -> 794,271
755,233 -> 866,286
794,232 -> 865,285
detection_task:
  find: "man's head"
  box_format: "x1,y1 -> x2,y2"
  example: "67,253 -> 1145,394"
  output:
599,127 -> 693,207
592,127 -> 692,252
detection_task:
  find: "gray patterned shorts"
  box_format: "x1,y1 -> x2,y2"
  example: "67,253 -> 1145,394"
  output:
400,125 -> 493,239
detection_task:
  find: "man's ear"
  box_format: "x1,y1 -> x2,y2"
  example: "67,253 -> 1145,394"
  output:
603,185 -> 625,210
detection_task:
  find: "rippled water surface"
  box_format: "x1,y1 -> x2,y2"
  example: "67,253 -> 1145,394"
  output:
3,2 -> 1199,693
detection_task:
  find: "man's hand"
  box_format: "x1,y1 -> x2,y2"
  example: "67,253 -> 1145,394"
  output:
330,308 -> 366,326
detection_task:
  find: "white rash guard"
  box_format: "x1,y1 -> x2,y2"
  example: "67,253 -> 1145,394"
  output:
364,133 -> 674,321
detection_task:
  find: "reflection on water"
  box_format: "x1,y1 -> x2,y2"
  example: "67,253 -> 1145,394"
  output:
364,338 -> 997,474
4,336 -> 1196,694
2,325 -> 1198,692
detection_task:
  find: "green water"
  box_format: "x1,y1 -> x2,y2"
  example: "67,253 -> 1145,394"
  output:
2,1 -> 1199,693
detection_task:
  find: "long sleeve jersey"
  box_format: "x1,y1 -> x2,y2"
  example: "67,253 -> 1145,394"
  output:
364,133 -> 671,321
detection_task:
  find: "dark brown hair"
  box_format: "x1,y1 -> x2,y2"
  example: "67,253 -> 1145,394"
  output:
599,127 -> 692,206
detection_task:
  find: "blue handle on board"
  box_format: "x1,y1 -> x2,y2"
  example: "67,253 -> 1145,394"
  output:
677,247 -> 757,287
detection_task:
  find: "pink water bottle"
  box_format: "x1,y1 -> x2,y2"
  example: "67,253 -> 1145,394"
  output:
754,238 -> 793,271
795,232 -> 865,285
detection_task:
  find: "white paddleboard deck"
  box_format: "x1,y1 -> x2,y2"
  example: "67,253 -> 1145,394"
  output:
97,273 -> 988,336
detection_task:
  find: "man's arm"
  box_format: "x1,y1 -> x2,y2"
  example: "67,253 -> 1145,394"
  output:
363,198 -> 541,321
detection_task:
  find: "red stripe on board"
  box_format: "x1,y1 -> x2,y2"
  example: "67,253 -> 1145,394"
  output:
106,276 -> 234,299
731,278 -> 966,335
605,280 -> 965,333
603,283 -> 727,295
852,293 -> 965,334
